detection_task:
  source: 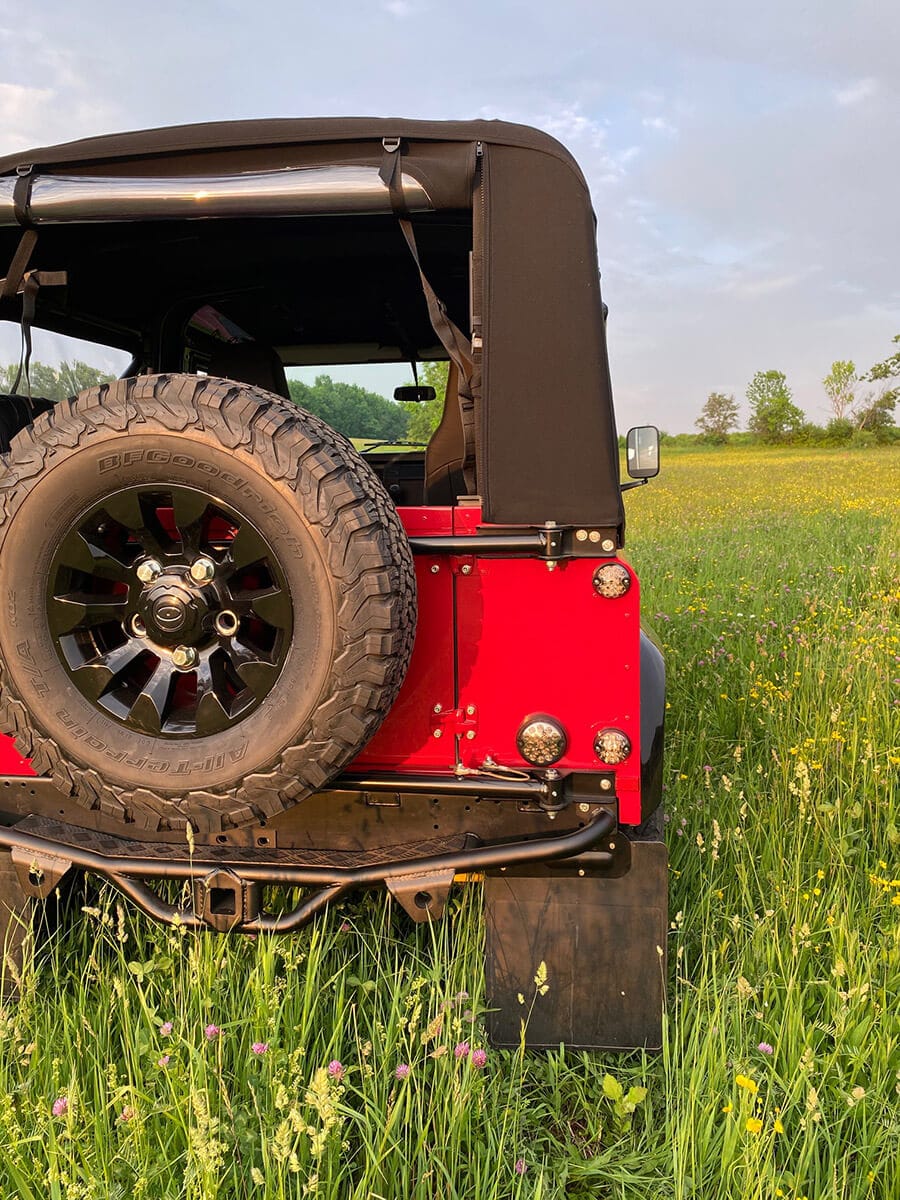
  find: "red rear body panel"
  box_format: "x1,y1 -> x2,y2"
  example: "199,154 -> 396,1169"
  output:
0,505 -> 643,822
353,506 -> 643,823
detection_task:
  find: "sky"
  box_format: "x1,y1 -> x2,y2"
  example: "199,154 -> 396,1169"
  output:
1,0 -> 897,432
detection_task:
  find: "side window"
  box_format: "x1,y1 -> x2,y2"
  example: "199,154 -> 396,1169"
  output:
0,326 -> 132,400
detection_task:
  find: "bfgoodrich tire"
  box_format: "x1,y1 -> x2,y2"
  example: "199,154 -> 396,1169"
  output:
0,375 -> 416,833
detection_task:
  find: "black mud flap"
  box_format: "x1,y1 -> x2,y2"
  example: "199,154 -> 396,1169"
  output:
484,839 -> 667,1050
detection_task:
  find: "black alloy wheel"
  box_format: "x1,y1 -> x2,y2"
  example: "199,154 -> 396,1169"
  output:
48,484 -> 293,738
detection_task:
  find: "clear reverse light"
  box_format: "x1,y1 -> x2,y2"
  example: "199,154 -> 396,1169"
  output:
516,717 -> 568,766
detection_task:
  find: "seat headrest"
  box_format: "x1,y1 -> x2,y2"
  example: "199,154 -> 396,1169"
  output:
208,342 -> 289,400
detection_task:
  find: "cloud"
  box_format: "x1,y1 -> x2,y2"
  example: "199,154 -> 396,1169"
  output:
834,78 -> 877,107
381,0 -> 419,15
0,26 -> 120,157
642,115 -> 677,134
538,103 -> 608,149
0,83 -> 56,152
720,270 -> 812,299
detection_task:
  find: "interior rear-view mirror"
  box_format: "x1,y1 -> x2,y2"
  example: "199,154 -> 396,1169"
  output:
626,426 -> 660,479
394,386 -> 436,403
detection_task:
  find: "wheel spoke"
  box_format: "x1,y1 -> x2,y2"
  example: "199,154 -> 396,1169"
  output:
71,641 -> 146,701
48,591 -> 129,636
226,635 -> 270,670
55,530 -> 133,584
228,524 -> 271,572
170,489 -> 213,557
103,491 -> 171,558
195,657 -> 232,736
248,588 -> 292,631
127,662 -> 176,736
234,658 -> 281,701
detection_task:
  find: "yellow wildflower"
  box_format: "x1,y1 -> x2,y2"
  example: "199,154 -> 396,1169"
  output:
773,1118 -> 784,1134
735,1074 -> 758,1093
745,1117 -> 763,1134
721,1101 -> 733,1113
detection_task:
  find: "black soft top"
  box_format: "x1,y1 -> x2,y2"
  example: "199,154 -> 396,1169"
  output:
0,118 -> 624,534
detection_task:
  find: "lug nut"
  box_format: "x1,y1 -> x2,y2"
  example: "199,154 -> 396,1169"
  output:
214,610 -> 239,637
190,557 -> 216,585
172,645 -> 198,670
136,558 -> 162,584
130,615 -> 147,638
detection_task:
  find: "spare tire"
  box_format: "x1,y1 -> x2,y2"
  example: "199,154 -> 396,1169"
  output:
0,374 -> 416,833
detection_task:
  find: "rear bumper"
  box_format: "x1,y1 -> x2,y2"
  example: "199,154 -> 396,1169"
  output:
0,806 -> 615,933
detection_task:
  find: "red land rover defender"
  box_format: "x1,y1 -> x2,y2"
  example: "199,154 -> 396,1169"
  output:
0,119 -> 665,1049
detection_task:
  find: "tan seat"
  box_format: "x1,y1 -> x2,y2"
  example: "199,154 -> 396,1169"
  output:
424,362 -> 468,505
208,342 -> 290,400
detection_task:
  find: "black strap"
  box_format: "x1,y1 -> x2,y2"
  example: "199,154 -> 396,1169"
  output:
0,166 -> 39,303
10,269 -> 67,400
381,138 -> 477,491
0,228 -> 38,300
12,164 -> 34,227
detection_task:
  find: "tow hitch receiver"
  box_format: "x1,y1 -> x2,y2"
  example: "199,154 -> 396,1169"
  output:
485,837 -> 667,1050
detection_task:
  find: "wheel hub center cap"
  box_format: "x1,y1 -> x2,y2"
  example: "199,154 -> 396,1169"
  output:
153,596 -> 188,631
139,576 -> 210,645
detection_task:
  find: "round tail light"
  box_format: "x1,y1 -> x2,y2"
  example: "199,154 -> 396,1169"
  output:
593,728 -> 631,764
592,563 -> 631,598
516,716 -> 568,766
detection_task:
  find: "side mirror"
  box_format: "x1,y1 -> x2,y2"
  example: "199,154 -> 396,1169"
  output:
394,386 -> 436,403
626,426 -> 660,479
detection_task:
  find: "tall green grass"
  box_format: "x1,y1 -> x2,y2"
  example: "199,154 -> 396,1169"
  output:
1,446 -> 897,1199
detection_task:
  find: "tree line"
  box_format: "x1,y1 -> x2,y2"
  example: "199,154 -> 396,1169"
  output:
693,334 -> 898,447
0,360 -> 449,445
3,342 -> 896,449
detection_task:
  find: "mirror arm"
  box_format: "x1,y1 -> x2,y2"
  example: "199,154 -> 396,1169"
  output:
620,479 -> 648,493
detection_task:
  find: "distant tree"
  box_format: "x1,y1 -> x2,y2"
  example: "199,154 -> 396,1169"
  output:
853,389 -> 896,434
746,370 -> 805,443
0,359 -> 114,400
822,360 -> 857,422
695,391 -> 739,443
865,333 -> 900,402
858,334 -> 899,435
401,361 -> 449,442
287,375 -> 409,441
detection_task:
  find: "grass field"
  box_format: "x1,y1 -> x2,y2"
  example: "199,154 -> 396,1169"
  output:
0,446 -> 897,1199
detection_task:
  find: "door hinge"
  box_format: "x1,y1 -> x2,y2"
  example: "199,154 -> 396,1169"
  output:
433,704 -> 478,740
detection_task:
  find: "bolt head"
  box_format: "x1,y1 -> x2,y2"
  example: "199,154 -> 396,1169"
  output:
433,728 -> 442,738
460,564 -> 472,575
172,645 -> 198,670
600,778 -> 612,791
136,559 -> 162,584
430,564 -> 440,574
433,703 -> 443,714
190,557 -> 216,584
466,729 -> 476,740
601,538 -> 616,553
578,802 -> 590,813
